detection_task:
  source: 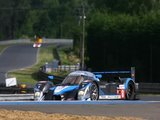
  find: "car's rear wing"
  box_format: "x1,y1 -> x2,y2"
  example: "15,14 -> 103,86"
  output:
93,67 -> 135,82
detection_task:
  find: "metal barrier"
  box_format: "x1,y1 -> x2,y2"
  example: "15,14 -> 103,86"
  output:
42,64 -> 80,73
0,94 -> 34,101
139,83 -> 160,94
52,65 -> 80,72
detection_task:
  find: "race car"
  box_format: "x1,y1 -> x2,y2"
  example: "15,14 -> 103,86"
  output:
33,42 -> 42,48
33,36 -> 43,48
44,68 -> 139,101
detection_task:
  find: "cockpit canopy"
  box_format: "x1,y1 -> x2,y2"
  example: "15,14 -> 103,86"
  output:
62,75 -> 84,85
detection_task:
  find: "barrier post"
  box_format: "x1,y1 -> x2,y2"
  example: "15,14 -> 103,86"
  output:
131,67 -> 135,81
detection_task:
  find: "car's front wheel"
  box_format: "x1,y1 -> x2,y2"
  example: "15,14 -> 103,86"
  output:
44,90 -> 53,100
90,82 -> 99,100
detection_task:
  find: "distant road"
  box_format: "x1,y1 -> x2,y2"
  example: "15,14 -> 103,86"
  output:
0,39 -> 73,85
0,44 -> 38,84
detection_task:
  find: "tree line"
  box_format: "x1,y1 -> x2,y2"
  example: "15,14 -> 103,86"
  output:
0,0 -> 83,39
86,0 -> 160,83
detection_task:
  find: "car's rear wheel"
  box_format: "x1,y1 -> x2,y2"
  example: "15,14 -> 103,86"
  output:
126,81 -> 135,100
90,82 -> 99,100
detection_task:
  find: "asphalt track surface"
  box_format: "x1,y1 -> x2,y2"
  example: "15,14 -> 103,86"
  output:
0,97 -> 160,120
0,42 -> 160,120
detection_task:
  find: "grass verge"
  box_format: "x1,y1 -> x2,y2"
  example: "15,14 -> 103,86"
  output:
49,47 -> 80,76
0,45 -> 10,53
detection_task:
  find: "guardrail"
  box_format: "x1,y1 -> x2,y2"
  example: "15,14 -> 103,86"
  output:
139,83 -> 160,94
0,39 -> 73,45
44,65 -> 80,73
0,94 -> 34,101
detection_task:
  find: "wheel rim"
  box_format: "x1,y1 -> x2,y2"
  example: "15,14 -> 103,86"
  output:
90,83 -> 99,100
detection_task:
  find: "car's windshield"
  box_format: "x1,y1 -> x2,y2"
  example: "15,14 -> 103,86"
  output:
62,75 -> 84,85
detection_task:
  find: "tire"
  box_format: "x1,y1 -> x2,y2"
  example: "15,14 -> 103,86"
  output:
44,90 -> 53,100
126,81 -> 135,100
90,82 -> 99,100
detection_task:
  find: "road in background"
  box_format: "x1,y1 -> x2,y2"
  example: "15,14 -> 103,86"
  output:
0,39 -> 73,85
0,44 -> 38,85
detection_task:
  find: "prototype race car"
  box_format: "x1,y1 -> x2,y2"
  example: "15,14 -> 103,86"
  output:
33,42 -> 41,48
45,71 -> 100,100
33,36 -> 43,48
44,68 -> 139,101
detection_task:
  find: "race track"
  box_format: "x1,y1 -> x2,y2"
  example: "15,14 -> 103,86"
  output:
0,98 -> 160,120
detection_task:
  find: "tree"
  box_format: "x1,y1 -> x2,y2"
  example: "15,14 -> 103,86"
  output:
86,10 -> 160,82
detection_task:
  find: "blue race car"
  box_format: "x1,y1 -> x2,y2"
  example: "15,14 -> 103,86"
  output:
45,71 -> 100,100
44,69 -> 139,101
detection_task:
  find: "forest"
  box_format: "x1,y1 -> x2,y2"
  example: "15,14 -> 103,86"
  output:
1,0 -> 160,83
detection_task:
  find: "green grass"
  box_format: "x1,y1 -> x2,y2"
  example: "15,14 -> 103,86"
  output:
59,48 -> 80,65
0,45 -> 10,53
47,48 -> 80,76
8,45 -> 55,85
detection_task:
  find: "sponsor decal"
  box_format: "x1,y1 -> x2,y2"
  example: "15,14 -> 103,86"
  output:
99,85 -> 106,88
99,95 -> 121,99
54,86 -> 68,93
120,89 -> 125,99
119,85 -> 125,89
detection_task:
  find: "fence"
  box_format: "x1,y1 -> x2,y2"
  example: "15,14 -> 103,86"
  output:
42,64 -> 80,73
54,65 -> 80,72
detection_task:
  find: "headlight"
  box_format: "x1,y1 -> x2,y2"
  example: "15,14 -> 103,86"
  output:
61,95 -> 64,99
34,92 -> 41,97
78,90 -> 85,96
78,84 -> 91,100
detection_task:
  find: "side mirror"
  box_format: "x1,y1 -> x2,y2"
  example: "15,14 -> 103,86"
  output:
48,75 -> 54,80
95,74 -> 102,79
